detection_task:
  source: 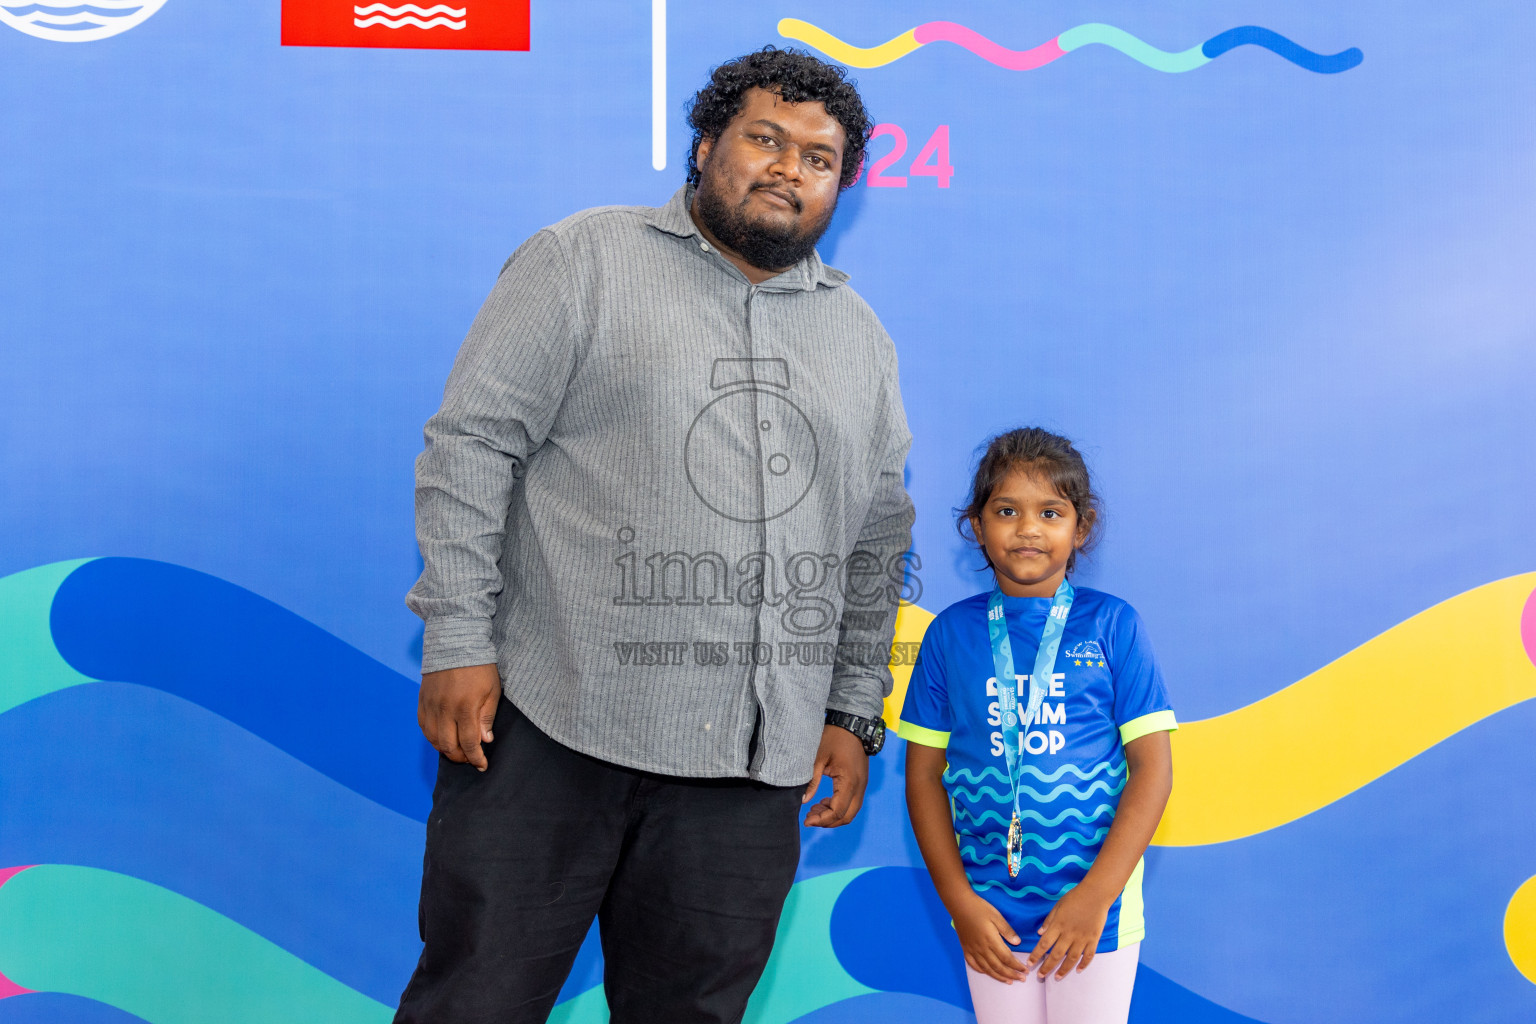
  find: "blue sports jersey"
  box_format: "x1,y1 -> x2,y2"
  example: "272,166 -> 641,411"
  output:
898,586 -> 1177,952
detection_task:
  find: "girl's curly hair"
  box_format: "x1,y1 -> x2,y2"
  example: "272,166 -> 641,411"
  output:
686,47 -> 872,190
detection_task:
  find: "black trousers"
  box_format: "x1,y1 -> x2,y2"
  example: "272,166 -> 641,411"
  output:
394,697 -> 803,1024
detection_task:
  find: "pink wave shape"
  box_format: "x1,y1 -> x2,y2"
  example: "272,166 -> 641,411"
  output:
1522,587 -> 1536,668
0,866 -> 34,999
913,21 -> 1066,70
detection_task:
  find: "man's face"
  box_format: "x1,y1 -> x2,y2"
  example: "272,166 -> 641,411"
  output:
692,86 -> 846,272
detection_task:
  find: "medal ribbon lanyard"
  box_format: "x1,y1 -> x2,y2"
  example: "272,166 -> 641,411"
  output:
986,578 -> 1075,877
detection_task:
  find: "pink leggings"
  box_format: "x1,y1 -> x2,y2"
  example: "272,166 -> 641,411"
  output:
965,942 -> 1140,1024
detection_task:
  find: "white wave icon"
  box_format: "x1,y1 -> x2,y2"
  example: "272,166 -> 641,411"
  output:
352,3 -> 465,30
0,0 -> 168,41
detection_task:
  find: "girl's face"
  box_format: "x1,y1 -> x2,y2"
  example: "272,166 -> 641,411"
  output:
969,466 -> 1088,598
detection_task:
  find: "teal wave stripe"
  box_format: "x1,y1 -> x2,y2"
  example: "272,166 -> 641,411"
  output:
1023,777 -> 1126,802
547,985 -> 609,1024
742,869 -> 876,1024
959,847 -> 1095,874
950,777 -> 1126,805
1021,762 -> 1125,782
544,868 -> 876,1024
1057,23 -> 1210,72
0,560 -> 97,716
945,762 -> 1124,786
0,865 -> 391,1024
944,766 -> 1009,785
964,848 -> 1009,867
962,826 -> 1112,849
948,783 -> 1011,803
959,803 -> 1117,828
975,878 -> 1081,900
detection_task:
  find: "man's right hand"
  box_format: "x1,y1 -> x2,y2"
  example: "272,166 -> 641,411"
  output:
418,663 -> 502,771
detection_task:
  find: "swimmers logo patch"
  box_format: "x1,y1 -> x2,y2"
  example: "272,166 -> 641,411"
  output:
281,0 -> 527,50
0,0 -> 169,41
1065,640 -> 1106,667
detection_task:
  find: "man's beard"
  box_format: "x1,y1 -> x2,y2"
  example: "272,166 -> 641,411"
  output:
694,173 -> 837,271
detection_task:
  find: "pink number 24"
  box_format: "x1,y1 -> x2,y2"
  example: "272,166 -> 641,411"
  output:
861,125 -> 953,188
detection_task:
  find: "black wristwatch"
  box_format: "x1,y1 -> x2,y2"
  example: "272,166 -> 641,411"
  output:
825,709 -> 886,755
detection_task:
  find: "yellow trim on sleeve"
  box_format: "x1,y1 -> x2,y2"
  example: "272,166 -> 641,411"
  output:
1120,709 -> 1178,745
895,721 -> 951,749
1116,856 -> 1147,948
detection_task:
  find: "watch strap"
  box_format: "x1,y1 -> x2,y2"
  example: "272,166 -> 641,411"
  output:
825,709 -> 885,755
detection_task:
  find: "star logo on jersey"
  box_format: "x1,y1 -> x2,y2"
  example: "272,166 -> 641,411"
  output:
1066,639 -> 1106,668
281,0 -> 528,50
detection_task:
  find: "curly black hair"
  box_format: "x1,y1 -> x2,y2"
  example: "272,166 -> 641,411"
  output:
685,47 -> 872,190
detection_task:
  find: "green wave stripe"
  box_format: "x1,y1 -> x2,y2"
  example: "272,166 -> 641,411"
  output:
545,868 -> 875,1024
1057,23 -> 1211,72
0,866 -> 391,1024
0,560 -> 97,716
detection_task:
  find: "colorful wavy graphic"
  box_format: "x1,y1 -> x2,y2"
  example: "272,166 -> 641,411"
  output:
0,865 -> 390,1024
3,559 -> 1533,1022
1155,573 -> 1536,846
777,19 -> 1364,74
0,557 -> 432,821
887,575 -> 1536,847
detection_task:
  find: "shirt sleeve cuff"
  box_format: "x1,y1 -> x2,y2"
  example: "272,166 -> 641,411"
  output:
1119,709 -> 1178,745
896,720 -> 951,749
420,616 -> 498,675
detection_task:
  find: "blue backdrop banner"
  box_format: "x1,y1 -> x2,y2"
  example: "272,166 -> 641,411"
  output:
3,2 -> 1534,1022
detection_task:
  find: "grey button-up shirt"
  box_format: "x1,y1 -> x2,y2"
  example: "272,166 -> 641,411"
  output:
408,186 -> 914,786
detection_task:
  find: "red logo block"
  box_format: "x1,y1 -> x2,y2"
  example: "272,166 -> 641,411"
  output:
281,0 -> 528,50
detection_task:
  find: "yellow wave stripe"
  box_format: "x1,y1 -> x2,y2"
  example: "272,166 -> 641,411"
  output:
884,574 -> 1536,847
1154,573 -> 1536,846
883,600 -> 935,731
777,18 -> 920,68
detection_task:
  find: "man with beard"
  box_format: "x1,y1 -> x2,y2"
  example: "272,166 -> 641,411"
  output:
395,48 -> 914,1024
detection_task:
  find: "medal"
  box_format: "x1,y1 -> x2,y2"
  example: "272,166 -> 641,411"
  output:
1007,811 -> 1024,877
987,579 -> 1075,879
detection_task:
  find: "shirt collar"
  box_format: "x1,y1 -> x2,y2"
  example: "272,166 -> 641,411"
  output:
643,185 -> 850,292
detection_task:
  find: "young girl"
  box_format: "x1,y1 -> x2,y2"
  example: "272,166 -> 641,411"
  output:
899,427 -> 1175,1024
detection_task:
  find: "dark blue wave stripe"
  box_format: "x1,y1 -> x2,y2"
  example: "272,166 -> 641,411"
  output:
1129,966 -> 1274,1024
1201,26 -> 1364,73
0,993 -> 151,1024
1,5 -> 140,15
0,683 -> 423,1004
50,558 -> 433,822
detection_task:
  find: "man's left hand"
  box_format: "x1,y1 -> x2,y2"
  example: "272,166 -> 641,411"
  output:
802,724 -> 869,828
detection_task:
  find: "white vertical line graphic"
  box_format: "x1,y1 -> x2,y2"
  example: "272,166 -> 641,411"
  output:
651,0 -> 666,170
